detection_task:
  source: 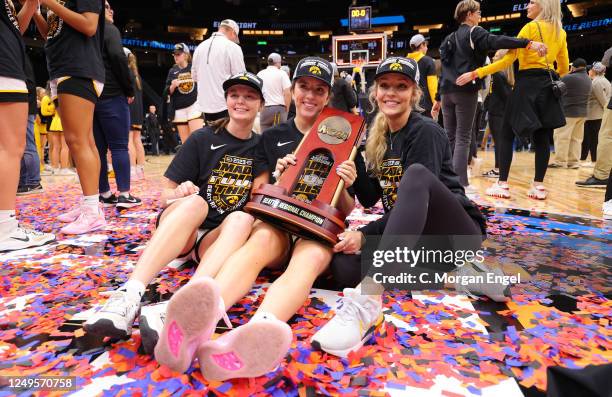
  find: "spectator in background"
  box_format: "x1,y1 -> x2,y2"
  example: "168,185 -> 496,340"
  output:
166,43 -> 202,144
126,49 -> 146,180
257,52 -> 291,131
144,105 -> 161,156
281,65 -> 296,120
436,0 -> 546,191
192,19 -> 245,123
581,62 -> 610,167
550,58 -> 591,169
481,49 -> 514,179
330,62 -> 358,114
94,1 -> 141,210
407,34 -> 437,118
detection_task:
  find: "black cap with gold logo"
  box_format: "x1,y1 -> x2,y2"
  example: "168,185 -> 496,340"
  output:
293,57 -> 334,87
374,57 -> 420,84
223,72 -> 264,99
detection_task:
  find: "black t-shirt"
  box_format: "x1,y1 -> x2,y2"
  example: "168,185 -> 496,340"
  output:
417,55 -> 436,112
166,63 -> 197,110
100,22 -> 133,99
259,117 -> 378,207
45,0 -> 105,82
358,112 -> 486,235
164,126 -> 266,229
0,0 -> 26,81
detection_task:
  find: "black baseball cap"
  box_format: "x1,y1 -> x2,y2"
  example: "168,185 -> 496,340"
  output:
375,57 -> 420,84
222,72 -> 264,99
293,57 -> 334,87
173,43 -> 190,55
571,58 -> 587,68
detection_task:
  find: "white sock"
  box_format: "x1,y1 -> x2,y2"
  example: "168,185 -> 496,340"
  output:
82,195 -> 99,211
122,279 -> 145,298
100,191 -> 112,199
119,191 -> 130,198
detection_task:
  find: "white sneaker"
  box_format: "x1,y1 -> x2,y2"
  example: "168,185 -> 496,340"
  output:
311,289 -> 384,358
84,288 -> 142,338
139,301 -> 168,355
527,184 -> 547,200
57,168 -> 77,176
603,200 -> 612,220
486,181 -> 511,199
0,221 -> 56,252
455,261 -> 509,302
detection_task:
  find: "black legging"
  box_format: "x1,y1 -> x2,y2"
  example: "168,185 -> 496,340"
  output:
606,167 -> 612,202
331,164 -> 483,288
499,121 -> 551,182
581,119 -> 601,162
488,113 -> 504,169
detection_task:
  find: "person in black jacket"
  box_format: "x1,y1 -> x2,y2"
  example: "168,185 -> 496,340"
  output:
433,0 -> 546,190
329,62 -> 358,114
482,50 -> 514,177
93,1 -> 141,210
144,105 -> 161,155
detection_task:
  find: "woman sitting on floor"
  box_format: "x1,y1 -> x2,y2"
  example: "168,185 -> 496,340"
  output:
84,72 -> 268,346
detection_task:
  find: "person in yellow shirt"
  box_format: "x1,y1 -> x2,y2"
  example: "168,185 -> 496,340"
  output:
456,0 -> 569,200
407,34 -> 438,118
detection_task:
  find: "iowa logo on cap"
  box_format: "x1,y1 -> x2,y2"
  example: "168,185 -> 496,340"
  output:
239,76 -> 249,80
309,65 -> 322,75
390,62 -> 403,71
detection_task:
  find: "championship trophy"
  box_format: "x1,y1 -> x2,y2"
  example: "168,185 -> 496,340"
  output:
245,107 -> 366,245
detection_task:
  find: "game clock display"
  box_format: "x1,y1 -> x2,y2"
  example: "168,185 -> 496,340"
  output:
349,6 -> 372,31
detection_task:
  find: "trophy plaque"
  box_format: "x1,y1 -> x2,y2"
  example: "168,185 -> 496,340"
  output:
245,107 -> 366,245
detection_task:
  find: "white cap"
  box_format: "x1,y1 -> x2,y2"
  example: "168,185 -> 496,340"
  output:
409,34 -> 428,48
220,19 -> 240,36
123,47 -> 132,57
268,52 -> 282,64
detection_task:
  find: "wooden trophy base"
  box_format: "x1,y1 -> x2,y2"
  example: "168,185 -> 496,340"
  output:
245,185 -> 346,245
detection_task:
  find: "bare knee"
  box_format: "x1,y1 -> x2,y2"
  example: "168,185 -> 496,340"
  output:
222,211 -> 255,232
291,240 -> 332,276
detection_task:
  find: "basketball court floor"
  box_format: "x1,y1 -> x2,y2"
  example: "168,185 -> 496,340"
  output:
1,150 -> 610,396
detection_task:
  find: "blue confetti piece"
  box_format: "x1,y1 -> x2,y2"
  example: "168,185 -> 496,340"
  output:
467,385 -> 482,395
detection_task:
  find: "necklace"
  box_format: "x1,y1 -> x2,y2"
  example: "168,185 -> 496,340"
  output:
389,130 -> 399,151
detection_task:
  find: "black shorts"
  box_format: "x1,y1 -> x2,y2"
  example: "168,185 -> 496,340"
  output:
155,206 -> 212,262
0,76 -> 28,103
51,77 -> 104,104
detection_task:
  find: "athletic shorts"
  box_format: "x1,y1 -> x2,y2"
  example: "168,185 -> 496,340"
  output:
155,207 -> 212,262
50,77 -> 104,104
173,102 -> 202,124
0,76 -> 28,103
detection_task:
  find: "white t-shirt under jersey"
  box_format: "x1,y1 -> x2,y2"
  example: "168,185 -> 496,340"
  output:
257,65 -> 291,107
192,32 -> 246,114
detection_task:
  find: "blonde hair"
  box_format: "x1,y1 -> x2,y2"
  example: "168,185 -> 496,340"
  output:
493,49 -> 515,86
454,0 -> 480,23
534,0 -> 563,38
364,81 -> 422,175
127,53 -> 142,90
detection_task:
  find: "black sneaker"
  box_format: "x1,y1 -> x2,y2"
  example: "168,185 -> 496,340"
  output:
482,169 -> 499,178
575,176 -> 607,188
99,193 -> 118,207
116,194 -> 142,209
16,183 -> 44,196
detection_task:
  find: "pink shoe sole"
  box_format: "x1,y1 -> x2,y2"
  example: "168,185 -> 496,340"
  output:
154,278 -> 220,373
197,318 -> 292,381
60,218 -> 107,235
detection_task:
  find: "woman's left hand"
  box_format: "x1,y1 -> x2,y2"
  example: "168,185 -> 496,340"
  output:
334,230 -> 364,254
336,160 -> 357,187
456,71 -> 477,86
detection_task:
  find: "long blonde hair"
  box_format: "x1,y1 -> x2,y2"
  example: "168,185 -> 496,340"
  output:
534,0 -> 563,38
127,53 -> 142,90
364,81 -> 422,175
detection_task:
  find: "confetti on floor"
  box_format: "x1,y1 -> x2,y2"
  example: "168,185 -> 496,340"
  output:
1,177 -> 610,396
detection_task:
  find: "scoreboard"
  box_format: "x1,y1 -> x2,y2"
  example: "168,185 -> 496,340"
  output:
332,33 -> 387,68
348,6 -> 372,31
